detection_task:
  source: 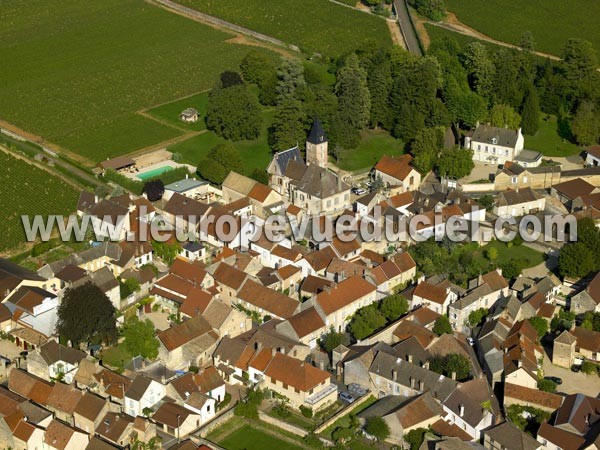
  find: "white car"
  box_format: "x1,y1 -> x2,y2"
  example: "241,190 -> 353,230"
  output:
467,337 -> 475,346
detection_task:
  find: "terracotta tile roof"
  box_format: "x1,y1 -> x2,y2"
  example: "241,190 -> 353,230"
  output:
573,326 -> 600,353
553,178 -> 597,200
152,402 -> 194,429
194,366 -> 224,394
504,383 -> 563,410
286,204 -> 302,216
248,182 -> 273,203
287,307 -> 326,338
212,262 -> 247,291
300,275 -> 333,294
264,352 -> 330,392
277,264 -> 301,280
171,258 -> 207,283
13,418 -> 37,442
360,249 -> 385,266
555,393 -> 600,435
8,369 -> 53,405
75,392 -> 106,422
237,279 -> 299,319
537,302 -> 558,319
410,306 -> 441,327
537,423 -> 585,450
430,419 -> 472,441
374,154 -> 415,182
414,281 -> 448,305
271,245 -> 302,261
331,237 -> 361,258
316,275 -> 376,315
394,320 -> 437,347
93,369 -> 131,399
154,273 -> 193,297
46,382 -> 83,415
157,315 -> 217,352
95,412 -> 133,444
302,246 -> 337,272
248,348 -> 273,372
326,258 -> 365,279
180,288 -> 214,317
394,392 -> 443,429
39,340 -> 86,366
482,269 -> 509,292
170,373 -> 199,399
44,419 -> 75,450
164,193 -> 211,221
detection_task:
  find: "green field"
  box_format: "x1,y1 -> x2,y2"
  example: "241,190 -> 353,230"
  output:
176,0 -> 392,57
479,241 -> 545,270
524,115 -> 581,157
335,130 -> 405,172
0,151 -> 79,253
444,0 -> 600,60
169,110 -> 275,175
424,23 -> 491,50
217,425 -> 304,450
145,92 -> 210,131
0,0 -> 272,162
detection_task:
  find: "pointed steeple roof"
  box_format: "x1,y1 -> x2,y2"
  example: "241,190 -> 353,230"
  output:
307,118 -> 327,145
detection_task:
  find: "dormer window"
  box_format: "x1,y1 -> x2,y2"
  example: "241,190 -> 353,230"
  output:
491,137 -> 498,145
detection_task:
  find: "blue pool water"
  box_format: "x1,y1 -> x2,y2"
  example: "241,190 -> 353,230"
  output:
136,165 -> 174,180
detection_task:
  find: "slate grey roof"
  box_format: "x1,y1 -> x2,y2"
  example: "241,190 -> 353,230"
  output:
39,340 -> 86,366
270,146 -> 303,175
369,350 -> 458,401
291,165 -> 349,199
495,187 -> 540,207
125,376 -> 153,401
484,421 -> 541,450
90,267 -> 119,293
164,178 -> 206,193
471,124 -> 520,148
443,378 -> 500,428
307,119 -> 327,145
38,243 -> 121,279
514,149 -> 542,164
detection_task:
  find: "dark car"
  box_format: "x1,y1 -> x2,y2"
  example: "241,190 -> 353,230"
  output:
572,365 -> 582,373
339,391 -> 356,404
545,376 -> 563,385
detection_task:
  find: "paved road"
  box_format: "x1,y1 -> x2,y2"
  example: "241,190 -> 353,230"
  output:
393,0 -> 423,56
543,350 -> 600,397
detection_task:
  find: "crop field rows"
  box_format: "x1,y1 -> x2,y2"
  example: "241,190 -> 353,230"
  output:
0,151 -> 79,252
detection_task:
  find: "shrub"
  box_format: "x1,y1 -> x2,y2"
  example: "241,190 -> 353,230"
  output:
581,361 -> 598,374
537,379 -> 557,392
300,405 -> 313,418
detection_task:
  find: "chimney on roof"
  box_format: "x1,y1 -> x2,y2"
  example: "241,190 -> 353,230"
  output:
419,380 -> 424,391
459,403 -> 465,417
451,371 -> 457,380
423,360 -> 429,370
392,369 -> 397,381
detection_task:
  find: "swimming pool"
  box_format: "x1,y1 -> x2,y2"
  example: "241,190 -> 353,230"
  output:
136,165 -> 174,181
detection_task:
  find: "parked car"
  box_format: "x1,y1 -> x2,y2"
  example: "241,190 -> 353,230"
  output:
351,187 -> 367,195
339,391 -> 355,404
545,376 -> 563,385
466,337 -> 475,346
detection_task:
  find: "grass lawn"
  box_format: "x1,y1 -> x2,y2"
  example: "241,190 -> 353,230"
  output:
479,241 -> 545,270
524,115 -> 581,158
444,0 -> 600,61
168,110 -> 275,175
145,92 -> 210,132
0,151 -> 79,253
335,130 -> 405,172
176,0 -> 391,57
100,343 -> 132,370
0,0 -> 273,162
217,424 -> 304,450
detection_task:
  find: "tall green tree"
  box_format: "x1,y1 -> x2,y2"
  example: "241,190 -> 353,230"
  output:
123,317 -> 159,359
433,315 -> 453,335
240,51 -> 279,106
270,97 -> 307,151
462,42 -> 495,98
206,84 -> 262,140
561,39 -> 599,84
57,282 -> 117,346
558,241 -> 595,278
336,53 -> 371,131
571,100 -> 600,145
436,147 -> 474,179
198,142 -> 243,184
520,84 -> 540,135
367,60 -> 393,129
380,294 -> 408,321
488,104 -> 521,129
411,127 -> 442,174
519,31 -> 535,52
276,59 -> 306,102
365,417 -> 390,442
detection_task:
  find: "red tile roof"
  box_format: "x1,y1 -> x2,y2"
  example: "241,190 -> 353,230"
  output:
375,154 -> 415,182
316,275 -> 376,315
263,352 -> 330,392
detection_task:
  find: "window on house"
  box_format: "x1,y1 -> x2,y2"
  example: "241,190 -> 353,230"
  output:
512,176 -> 517,183
282,383 -> 288,389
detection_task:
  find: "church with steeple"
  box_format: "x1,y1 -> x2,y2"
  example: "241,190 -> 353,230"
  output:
266,119 -> 350,216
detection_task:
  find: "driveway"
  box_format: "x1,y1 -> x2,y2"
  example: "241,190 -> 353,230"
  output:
460,162 -> 496,183
543,350 -> 600,397
140,311 -> 171,331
